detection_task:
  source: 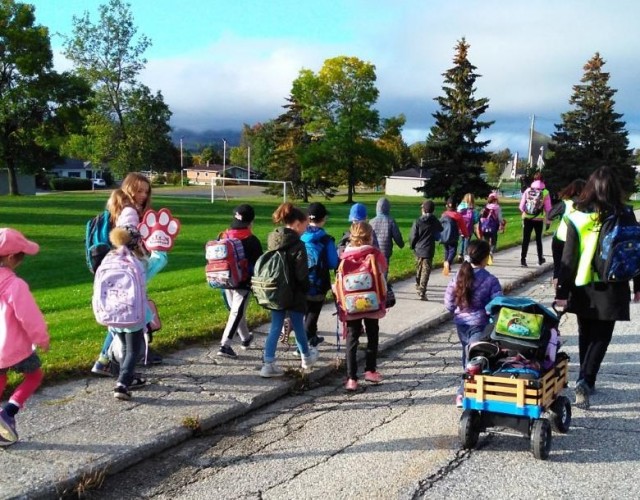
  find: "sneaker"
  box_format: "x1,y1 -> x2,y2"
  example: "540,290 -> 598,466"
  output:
443,261 -> 450,276
455,394 -> 464,408
129,375 -> 147,389
113,385 -> 132,401
577,379 -> 596,395
345,379 -> 358,391
487,254 -> 494,266
91,359 -> 113,377
301,346 -> 319,370
538,257 -> 547,265
0,409 -> 18,445
520,258 -> 528,267
240,333 -> 254,350
309,335 -> 325,347
364,371 -> 383,384
260,362 -> 284,378
417,293 -> 428,301
575,380 -> 590,408
217,345 -> 238,359
455,254 -> 464,264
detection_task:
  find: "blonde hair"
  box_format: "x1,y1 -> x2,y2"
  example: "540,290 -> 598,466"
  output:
349,221 -> 373,247
107,173 -> 152,223
462,193 -> 475,207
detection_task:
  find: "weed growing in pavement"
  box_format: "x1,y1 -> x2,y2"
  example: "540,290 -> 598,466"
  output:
181,415 -> 202,434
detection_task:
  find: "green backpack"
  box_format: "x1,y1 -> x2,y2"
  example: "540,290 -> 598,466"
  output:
251,249 -> 293,310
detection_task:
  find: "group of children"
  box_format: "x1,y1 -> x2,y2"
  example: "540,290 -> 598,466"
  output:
0,189 -> 507,446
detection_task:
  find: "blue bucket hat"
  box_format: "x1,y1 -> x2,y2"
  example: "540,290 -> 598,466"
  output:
348,203 -> 367,222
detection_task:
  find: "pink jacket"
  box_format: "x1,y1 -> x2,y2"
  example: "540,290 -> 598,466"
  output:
519,180 -> 552,220
0,268 -> 49,369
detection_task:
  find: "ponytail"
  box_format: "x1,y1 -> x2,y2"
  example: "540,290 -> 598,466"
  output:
272,202 -> 307,225
453,239 -> 491,309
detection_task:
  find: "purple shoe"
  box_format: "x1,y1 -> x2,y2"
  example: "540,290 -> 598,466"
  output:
0,409 -> 18,446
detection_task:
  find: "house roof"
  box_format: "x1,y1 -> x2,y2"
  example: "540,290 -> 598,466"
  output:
185,164 -> 248,173
387,167 -> 431,179
52,158 -> 93,171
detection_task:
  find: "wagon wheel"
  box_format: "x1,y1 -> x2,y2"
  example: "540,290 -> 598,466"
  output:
459,410 -> 480,449
548,395 -> 572,433
531,418 -> 552,460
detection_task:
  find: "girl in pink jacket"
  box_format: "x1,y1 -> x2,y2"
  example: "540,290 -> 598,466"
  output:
0,228 -> 49,446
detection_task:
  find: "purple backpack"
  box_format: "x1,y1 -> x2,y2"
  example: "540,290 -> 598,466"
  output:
459,208 -> 475,237
92,247 -> 146,328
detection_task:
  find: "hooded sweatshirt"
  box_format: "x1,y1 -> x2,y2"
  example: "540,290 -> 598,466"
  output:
370,198 -> 405,260
0,267 -> 49,369
519,180 -> 552,220
300,225 -> 339,300
409,213 -> 443,259
267,227 -> 309,312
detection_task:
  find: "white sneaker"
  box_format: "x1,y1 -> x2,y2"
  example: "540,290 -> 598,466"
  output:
260,362 -> 284,378
301,346 -> 319,370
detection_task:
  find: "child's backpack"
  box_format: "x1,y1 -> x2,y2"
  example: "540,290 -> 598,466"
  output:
524,188 -> 544,216
251,249 -> 293,310
85,210 -> 113,273
205,232 -> 249,289
459,208 -> 475,237
593,207 -> 640,283
439,215 -> 459,245
479,206 -> 499,234
334,250 -> 387,322
92,247 -> 146,328
485,296 -> 558,363
304,234 -> 332,296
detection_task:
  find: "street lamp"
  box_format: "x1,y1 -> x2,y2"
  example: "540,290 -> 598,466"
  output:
222,137 -> 227,186
180,137 -> 184,187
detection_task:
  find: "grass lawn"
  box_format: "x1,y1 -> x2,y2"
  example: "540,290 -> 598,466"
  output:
0,189 -> 543,384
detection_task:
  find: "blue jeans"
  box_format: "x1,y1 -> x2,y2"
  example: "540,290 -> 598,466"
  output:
444,243 -> 457,265
264,310 -> 309,363
456,324 -> 484,396
115,329 -> 144,387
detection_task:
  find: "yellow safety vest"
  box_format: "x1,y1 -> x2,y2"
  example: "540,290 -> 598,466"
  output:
555,199 -> 575,242
565,209 -> 601,286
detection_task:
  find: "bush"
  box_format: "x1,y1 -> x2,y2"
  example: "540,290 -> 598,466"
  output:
49,177 -> 92,191
153,174 -> 167,185
166,172 -> 181,185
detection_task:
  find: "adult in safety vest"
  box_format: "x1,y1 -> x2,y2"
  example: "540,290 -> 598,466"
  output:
547,179 -> 585,287
554,166 -> 640,409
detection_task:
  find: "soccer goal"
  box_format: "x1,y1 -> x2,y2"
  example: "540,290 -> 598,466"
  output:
209,177 -> 292,203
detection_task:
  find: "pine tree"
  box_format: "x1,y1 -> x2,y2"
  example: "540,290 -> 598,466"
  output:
545,53 -> 635,194
419,38 -> 493,202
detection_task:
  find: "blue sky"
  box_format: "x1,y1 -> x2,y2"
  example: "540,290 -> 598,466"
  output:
28,0 -> 640,155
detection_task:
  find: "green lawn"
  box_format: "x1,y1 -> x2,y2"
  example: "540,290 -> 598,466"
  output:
0,190 -> 538,383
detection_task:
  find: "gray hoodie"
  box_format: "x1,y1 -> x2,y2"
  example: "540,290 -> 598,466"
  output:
370,197 -> 405,260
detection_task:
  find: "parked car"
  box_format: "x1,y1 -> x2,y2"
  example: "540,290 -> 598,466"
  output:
92,178 -> 106,188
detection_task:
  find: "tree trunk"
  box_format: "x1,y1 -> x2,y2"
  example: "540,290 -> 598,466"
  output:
346,163 -> 354,203
6,159 -> 20,195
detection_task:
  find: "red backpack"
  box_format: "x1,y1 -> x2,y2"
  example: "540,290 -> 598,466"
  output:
334,249 -> 387,322
205,232 -> 249,289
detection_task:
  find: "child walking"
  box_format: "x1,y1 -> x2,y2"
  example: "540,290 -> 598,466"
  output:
440,198 -> 470,276
0,228 -> 50,446
341,222 -> 388,391
92,172 -> 157,376
444,239 -> 502,407
456,193 -> 479,261
217,205 -> 263,358
102,226 -> 168,401
409,200 -> 443,301
260,203 -> 319,377
301,202 -> 338,347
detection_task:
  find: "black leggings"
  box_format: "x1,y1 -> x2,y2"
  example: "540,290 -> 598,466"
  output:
521,218 -> 544,261
576,316 -> 615,387
345,318 -> 379,380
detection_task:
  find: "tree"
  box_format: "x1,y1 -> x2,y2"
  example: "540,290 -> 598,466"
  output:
0,0 -> 91,194
63,0 -> 173,176
291,56 -> 383,202
544,53 -> 635,195
419,38 -> 493,202
377,115 -> 412,173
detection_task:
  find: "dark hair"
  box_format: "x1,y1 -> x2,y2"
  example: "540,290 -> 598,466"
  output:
445,197 -> 455,210
454,240 -> 491,309
533,172 -> 544,182
272,202 -> 307,225
575,166 -> 624,221
557,178 -> 586,201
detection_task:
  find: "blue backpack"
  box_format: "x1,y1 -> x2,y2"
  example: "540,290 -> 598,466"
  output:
594,207 -> 640,283
439,215 -> 459,245
85,210 -> 112,273
305,234 -> 331,296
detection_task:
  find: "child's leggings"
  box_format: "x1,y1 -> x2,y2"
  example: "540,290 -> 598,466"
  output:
0,369 -> 44,408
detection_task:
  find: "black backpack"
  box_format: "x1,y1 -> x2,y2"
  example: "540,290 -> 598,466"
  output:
439,215 -> 459,245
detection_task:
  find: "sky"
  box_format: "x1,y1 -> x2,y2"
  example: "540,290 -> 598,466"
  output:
27,0 -> 640,155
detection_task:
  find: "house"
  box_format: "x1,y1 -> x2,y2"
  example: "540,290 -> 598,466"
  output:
51,159 -> 102,180
385,167 -> 430,197
184,164 -> 257,185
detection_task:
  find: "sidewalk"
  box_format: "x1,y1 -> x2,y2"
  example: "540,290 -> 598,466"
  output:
0,237 -> 554,499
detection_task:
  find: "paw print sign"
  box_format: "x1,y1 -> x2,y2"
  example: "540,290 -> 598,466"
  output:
138,208 -> 181,251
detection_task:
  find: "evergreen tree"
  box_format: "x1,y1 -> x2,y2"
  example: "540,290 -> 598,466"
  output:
544,53 -> 635,195
419,38 -> 493,202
